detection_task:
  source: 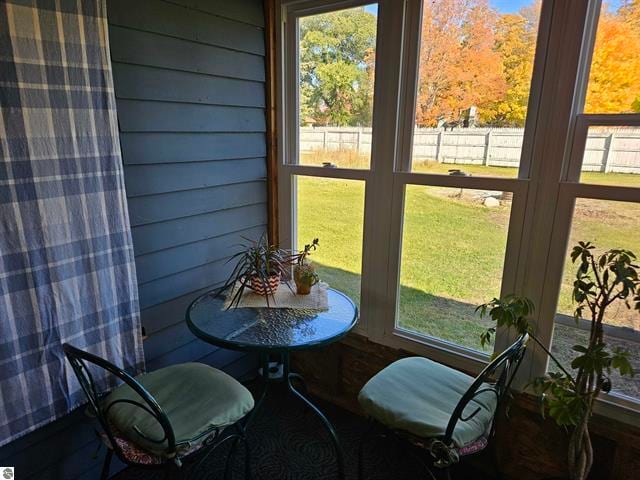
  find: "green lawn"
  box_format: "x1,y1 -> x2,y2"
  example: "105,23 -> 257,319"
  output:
296,173 -> 640,335
295,162 -> 640,386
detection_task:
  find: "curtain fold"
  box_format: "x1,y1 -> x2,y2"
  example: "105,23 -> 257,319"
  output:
0,0 -> 144,446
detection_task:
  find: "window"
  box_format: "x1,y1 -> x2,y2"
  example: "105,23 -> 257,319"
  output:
545,115 -> 640,404
389,0 -> 537,357
552,198 -> 640,399
578,126 -> 640,188
584,1 -> 640,114
297,5 -> 378,169
278,0 -> 640,418
397,186 -> 513,353
408,0 -> 541,177
279,2 -> 378,315
295,176 -> 365,305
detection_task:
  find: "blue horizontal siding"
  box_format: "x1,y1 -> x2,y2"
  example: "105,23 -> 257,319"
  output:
128,181 -> 267,226
109,0 -> 265,55
124,158 -> 266,196
109,26 -> 265,81
112,64 -> 265,107
120,132 -> 266,164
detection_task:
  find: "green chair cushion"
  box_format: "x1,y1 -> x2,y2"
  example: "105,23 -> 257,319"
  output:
102,362 -> 254,457
358,357 -> 496,447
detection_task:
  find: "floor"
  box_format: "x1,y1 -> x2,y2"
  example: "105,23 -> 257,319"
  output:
114,384 -> 493,480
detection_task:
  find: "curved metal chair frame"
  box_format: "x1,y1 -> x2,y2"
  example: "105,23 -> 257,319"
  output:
63,343 -> 251,480
358,333 -> 529,480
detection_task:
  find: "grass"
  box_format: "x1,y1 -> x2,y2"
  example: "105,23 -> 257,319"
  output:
297,151 -> 640,395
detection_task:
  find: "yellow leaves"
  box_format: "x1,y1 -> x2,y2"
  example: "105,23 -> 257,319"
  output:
481,12 -> 536,126
585,11 -> 640,114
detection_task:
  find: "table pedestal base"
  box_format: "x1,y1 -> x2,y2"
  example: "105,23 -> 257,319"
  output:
245,352 -> 345,480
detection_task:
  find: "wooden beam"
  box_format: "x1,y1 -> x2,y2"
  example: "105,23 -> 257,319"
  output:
264,0 -> 279,246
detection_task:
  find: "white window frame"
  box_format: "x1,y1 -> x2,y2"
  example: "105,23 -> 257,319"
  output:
374,0 -> 550,371
275,0 -> 640,422
536,114 -> 640,422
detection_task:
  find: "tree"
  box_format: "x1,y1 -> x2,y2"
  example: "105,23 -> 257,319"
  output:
619,0 -> 640,35
415,0 -> 506,127
584,6 -> 640,113
299,8 -> 377,126
482,10 -> 537,126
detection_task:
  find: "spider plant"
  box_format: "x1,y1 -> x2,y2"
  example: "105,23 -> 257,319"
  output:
223,234 -> 293,308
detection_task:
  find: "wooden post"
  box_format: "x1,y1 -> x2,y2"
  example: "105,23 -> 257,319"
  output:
602,132 -> 616,173
356,128 -> 362,154
264,0 -> 278,246
484,130 -> 493,166
435,130 -> 444,163
323,130 -> 327,151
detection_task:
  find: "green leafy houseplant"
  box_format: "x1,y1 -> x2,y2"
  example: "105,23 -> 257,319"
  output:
478,242 -> 638,480
292,238 -> 320,295
224,234 -> 293,308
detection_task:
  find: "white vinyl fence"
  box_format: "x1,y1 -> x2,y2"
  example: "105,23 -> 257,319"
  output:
300,127 -> 640,174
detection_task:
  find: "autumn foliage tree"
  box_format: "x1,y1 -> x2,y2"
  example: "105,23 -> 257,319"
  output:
301,1 -> 640,128
415,0 -> 505,127
481,11 -> 537,126
585,2 -> 640,113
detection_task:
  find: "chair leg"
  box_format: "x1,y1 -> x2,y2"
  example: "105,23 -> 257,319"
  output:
242,435 -> 252,480
224,438 -> 240,480
490,442 -> 504,480
163,463 -> 181,480
434,467 -> 452,480
100,449 -> 113,480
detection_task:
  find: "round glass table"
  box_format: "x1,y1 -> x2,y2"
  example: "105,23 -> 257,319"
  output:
186,287 -> 358,479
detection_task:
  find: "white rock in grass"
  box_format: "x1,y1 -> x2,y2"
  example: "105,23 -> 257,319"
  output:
484,196 -> 500,208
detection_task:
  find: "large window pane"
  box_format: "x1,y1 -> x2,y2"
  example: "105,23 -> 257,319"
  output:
584,2 -> 640,114
410,0 -> 541,177
397,185 -> 512,352
578,126 -> 640,188
295,176 -> 365,305
297,5 -> 378,169
553,198 -> 640,399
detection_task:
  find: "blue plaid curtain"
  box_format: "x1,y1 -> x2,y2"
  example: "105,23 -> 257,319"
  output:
0,0 -> 144,446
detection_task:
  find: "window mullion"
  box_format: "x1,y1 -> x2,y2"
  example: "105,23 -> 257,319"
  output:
358,0 -> 408,339
516,0 -> 595,385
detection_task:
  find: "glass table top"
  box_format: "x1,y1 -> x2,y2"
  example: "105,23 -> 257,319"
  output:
186,288 -> 358,352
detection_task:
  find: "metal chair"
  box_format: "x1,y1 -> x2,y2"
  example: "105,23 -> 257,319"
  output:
63,343 -> 254,479
357,333 -> 529,480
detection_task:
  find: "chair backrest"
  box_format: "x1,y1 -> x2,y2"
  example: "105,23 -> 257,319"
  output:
442,333 -> 529,446
62,343 -> 176,462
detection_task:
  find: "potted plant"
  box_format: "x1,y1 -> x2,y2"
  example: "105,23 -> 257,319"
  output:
224,234 -> 292,308
477,242 -> 638,480
292,238 -> 320,295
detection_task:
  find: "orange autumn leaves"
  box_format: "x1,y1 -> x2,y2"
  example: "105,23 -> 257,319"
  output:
416,0 -> 640,128
416,0 -> 507,127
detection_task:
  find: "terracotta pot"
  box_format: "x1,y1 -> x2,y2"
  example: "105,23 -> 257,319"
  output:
293,263 -> 318,295
249,273 -> 280,295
